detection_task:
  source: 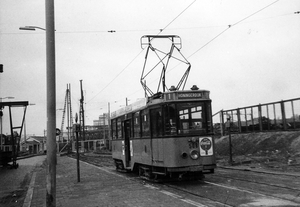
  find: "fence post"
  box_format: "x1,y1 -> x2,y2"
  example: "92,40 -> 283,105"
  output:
220,110 -> 224,136
258,104 -> 263,131
281,101 -> 287,130
237,108 -> 241,133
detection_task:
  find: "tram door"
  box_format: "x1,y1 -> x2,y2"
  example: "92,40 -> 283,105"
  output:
124,120 -> 131,167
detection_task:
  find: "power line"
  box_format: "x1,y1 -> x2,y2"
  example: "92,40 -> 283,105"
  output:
231,0 -> 280,27
112,0 -> 282,105
188,0 -> 280,59
87,0 -> 281,105
124,0 -> 283,100
158,0 -> 197,34
86,49 -> 144,104
86,0 -> 197,104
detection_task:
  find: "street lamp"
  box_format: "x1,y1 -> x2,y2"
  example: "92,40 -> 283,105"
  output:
19,1 -> 57,205
19,26 -> 46,31
0,96 -> 15,101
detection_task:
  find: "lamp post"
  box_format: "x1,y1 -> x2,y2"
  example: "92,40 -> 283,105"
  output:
19,26 -> 46,31
45,1 -> 56,205
19,0 -> 57,205
0,97 -> 15,151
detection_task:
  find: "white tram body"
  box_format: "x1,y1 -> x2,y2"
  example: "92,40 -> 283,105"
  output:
111,87 -> 216,179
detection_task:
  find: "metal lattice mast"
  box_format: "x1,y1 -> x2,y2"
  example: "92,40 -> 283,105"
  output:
68,84 -> 74,142
60,87 -> 68,142
60,84 -> 73,142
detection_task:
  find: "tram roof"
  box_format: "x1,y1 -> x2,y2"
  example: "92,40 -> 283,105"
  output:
110,89 -> 210,119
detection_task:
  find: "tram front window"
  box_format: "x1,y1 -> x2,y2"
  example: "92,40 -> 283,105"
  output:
178,102 -> 206,135
164,104 -> 177,135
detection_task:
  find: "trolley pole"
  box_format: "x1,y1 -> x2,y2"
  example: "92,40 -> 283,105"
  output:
45,0 -> 57,206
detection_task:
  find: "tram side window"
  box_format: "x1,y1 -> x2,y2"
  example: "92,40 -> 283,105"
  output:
150,108 -> 163,137
111,119 -> 117,140
117,118 -> 123,139
164,104 -> 177,135
141,110 -> 150,137
206,103 -> 213,133
178,103 -> 204,135
133,112 -> 141,138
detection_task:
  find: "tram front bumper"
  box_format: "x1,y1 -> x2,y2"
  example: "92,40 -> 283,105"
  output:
167,165 -> 203,172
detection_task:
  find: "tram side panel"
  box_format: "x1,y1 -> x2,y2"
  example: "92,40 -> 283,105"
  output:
132,136 -> 216,171
151,138 -> 164,166
161,137 -> 215,169
132,138 -> 152,166
112,140 -> 123,161
112,138 -> 154,170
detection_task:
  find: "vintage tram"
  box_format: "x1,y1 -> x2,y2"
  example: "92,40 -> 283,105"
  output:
111,86 -> 216,180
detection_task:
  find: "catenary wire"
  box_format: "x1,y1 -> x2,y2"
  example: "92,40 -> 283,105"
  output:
123,0 -> 282,102
86,0 -> 197,104
188,0 -> 280,59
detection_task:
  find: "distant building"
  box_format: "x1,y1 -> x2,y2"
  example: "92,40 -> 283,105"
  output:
93,113 -> 109,126
20,136 -> 46,154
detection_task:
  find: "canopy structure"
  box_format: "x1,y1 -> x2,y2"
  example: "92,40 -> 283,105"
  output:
0,101 -> 29,168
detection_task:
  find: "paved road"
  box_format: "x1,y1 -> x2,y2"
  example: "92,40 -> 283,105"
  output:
0,155 -> 46,206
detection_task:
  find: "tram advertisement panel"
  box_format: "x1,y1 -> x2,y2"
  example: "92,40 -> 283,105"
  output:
199,137 -> 213,156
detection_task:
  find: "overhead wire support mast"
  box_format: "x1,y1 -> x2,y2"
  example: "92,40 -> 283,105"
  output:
140,35 -> 191,97
60,84 -> 73,144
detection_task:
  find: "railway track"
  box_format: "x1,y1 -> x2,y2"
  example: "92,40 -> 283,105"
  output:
70,153 -> 300,206
164,168 -> 300,206
215,168 -> 300,191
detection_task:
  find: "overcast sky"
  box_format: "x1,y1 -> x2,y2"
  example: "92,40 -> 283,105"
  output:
0,0 -> 299,136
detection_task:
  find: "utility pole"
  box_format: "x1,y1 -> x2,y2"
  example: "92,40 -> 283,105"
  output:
79,80 -> 85,142
108,102 -> 111,150
45,0 -> 56,206
74,113 -> 80,182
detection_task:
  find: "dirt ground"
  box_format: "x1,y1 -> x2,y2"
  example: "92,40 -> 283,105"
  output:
215,131 -> 300,173
0,171 -> 31,207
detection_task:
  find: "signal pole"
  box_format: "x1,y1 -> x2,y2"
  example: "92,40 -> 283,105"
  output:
79,80 -> 85,141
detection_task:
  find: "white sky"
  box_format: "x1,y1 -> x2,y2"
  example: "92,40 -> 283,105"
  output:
0,0 -> 299,136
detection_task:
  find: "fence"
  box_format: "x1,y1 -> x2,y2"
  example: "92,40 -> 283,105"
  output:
213,97 -> 300,136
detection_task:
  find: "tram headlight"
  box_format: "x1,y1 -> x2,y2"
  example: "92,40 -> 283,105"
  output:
190,150 -> 199,160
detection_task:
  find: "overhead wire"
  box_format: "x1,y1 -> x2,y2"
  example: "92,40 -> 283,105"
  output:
188,0 -> 280,59
158,0 -> 197,34
86,49 -> 144,104
111,0 -> 282,104
86,0 -> 197,104
125,0 -> 282,99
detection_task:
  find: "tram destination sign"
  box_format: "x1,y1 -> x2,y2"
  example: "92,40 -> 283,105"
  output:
165,91 -> 210,101
177,92 -> 202,99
